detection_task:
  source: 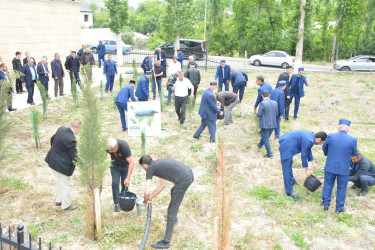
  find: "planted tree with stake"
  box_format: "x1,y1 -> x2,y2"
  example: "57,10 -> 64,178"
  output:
76,64 -> 108,240
30,108 -> 42,148
0,79 -> 12,161
132,59 -> 138,82
36,81 -> 49,120
119,73 -> 124,88
186,96 -> 195,131
71,77 -> 79,107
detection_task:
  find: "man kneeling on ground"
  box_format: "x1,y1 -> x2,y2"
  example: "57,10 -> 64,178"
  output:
140,155 -> 194,249
349,150 -> 375,196
106,138 -> 134,212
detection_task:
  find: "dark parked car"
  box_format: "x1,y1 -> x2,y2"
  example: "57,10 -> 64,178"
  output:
156,39 -> 206,60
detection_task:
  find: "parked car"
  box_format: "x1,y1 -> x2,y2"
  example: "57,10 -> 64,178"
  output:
156,39 -> 206,60
90,40 -> 132,54
249,50 -> 295,68
333,55 -> 375,71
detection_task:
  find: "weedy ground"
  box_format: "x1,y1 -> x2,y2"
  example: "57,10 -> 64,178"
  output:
0,68 -> 375,249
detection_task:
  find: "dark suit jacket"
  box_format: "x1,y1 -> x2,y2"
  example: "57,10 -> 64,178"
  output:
20,64 -> 37,86
198,88 -> 221,121
23,57 -> 36,66
51,59 -> 65,79
45,126 -> 78,176
257,98 -> 278,129
156,51 -> 167,66
37,63 -> 49,84
276,72 -> 290,97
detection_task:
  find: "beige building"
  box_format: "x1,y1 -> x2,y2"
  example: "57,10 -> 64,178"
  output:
0,0 -> 81,67
80,6 -> 94,28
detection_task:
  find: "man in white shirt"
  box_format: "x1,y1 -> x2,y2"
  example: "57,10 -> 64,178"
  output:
168,56 -> 181,76
171,71 -> 193,125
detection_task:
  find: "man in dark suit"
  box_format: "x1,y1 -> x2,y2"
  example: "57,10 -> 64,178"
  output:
45,119 -> 82,211
279,130 -> 327,198
156,47 -> 167,77
97,40 -> 106,68
229,69 -> 248,102
215,60 -> 231,92
288,67 -> 309,120
141,55 -> 153,74
23,52 -> 35,66
321,119 -> 358,212
270,81 -> 286,139
276,66 -> 292,121
12,51 -> 24,94
51,53 -> 65,98
193,81 -> 223,142
0,63 -> 17,111
65,51 -> 81,85
349,150 -> 375,196
257,90 -> 278,158
37,57 -> 50,92
20,59 -> 37,105
254,76 -> 272,111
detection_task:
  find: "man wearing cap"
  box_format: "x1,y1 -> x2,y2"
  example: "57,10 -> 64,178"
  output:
177,49 -> 184,69
141,55 -> 154,74
288,67 -> 309,120
186,56 -> 198,69
37,57 -> 50,93
136,71 -> 152,101
276,66 -> 292,121
156,47 -> 167,77
349,150 -> 375,197
193,81 -> 223,142
279,130 -> 327,199
229,69 -> 248,102
103,55 -> 118,92
270,81 -> 286,139
115,80 -> 136,131
257,90 -> 278,158
215,60 -> 231,92
171,72 -> 193,125
254,76 -> 272,111
184,63 -> 201,98
216,91 -> 239,126
321,119 -> 358,212
97,40 -> 106,68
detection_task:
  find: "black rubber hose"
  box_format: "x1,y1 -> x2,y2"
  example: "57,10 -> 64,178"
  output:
139,203 -> 152,250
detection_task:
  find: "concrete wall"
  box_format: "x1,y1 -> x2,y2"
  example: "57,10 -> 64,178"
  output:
81,12 -> 93,28
0,0 -> 81,66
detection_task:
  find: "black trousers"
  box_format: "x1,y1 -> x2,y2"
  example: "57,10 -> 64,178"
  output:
15,78 -> 23,93
174,96 -> 188,124
26,81 -> 35,103
188,85 -> 198,98
284,98 -> 292,120
69,71 -> 79,85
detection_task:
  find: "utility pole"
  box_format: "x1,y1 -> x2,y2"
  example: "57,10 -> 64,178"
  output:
205,0 -> 214,71
204,0 -> 207,41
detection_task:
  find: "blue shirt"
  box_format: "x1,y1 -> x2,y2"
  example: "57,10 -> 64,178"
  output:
29,65 -> 36,80
70,127 -> 76,137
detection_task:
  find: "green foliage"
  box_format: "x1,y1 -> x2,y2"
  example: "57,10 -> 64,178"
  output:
141,127 -> 147,155
122,31 -> 135,45
249,185 -> 278,200
76,64 -> 108,189
71,77 -> 78,106
105,0 -> 129,35
93,10 -> 109,28
89,3 -> 98,12
128,0 -> 165,35
0,176 -> 29,192
30,108 -> 42,148
36,81 -> 49,120
290,231 -> 309,249
186,96 -> 195,130
0,79 -> 11,161
119,74 -> 123,88
132,59 -> 138,82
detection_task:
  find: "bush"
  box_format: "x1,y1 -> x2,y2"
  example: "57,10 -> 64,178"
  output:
30,108 -> 42,148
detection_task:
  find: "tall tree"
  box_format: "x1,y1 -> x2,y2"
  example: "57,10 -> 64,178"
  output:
105,0 -> 129,66
295,0 -> 307,71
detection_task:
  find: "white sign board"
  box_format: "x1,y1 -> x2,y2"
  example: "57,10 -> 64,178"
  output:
128,101 -> 161,136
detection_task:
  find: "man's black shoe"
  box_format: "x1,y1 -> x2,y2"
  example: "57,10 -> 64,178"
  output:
264,154 -> 273,158
63,205 -> 78,211
114,204 -> 121,212
320,203 -> 329,211
193,135 -> 199,140
358,190 -> 368,196
60,94 -> 66,96
210,139 -> 215,143
336,208 -> 346,213
8,107 -> 17,112
151,240 -> 170,249
287,193 -> 301,199
30,102 -> 35,105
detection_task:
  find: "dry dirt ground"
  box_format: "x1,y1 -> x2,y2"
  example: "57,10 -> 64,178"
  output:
1,69 -> 375,250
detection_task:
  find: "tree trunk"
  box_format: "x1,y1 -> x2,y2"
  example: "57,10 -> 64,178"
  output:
174,0 -> 180,56
116,34 -> 123,66
322,0 -> 329,61
84,187 -> 96,240
294,0 -> 306,73
331,6 -> 341,63
335,41 -> 340,61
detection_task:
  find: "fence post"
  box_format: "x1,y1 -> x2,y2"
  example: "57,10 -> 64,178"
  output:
17,225 -> 24,249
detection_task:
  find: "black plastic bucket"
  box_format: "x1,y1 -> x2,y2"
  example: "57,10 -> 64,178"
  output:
304,175 -> 322,192
118,187 -> 137,212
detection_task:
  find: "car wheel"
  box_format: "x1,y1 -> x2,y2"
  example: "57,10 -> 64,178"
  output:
92,48 -> 97,54
253,60 -> 261,66
281,62 -> 289,69
341,66 -> 350,71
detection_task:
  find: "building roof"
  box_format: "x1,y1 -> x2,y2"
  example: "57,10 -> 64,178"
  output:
80,6 -> 94,13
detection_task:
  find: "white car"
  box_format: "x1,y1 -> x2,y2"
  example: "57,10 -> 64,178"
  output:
250,50 -> 295,68
333,55 -> 375,71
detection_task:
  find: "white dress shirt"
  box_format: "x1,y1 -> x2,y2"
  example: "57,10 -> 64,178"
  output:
173,77 -> 193,97
169,61 -> 181,76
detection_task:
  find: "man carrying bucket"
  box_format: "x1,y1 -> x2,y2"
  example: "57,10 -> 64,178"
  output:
139,155 -> 194,249
106,138 -> 135,212
278,130 -> 327,199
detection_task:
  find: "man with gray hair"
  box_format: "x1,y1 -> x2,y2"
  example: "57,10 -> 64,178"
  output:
23,52 -> 35,66
156,47 -> 167,77
45,119 -> 82,211
186,56 -> 198,69
106,138 -> 134,212
20,58 -> 37,105
37,57 -> 50,92
171,71 -> 193,125
152,60 -> 164,99
51,53 -> 65,98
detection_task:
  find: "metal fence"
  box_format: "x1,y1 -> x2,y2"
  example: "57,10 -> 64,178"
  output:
93,50 -> 221,68
0,223 -> 61,250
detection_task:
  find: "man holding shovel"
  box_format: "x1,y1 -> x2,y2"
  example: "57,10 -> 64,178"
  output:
140,155 -> 194,249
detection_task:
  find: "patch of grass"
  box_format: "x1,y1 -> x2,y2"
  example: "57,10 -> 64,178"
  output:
249,185 -> 278,200
199,173 -> 213,185
190,143 -> 203,152
291,231 -> 309,249
0,176 -> 30,192
334,213 -> 362,227
50,234 -> 69,245
205,152 -> 216,162
274,244 -> 283,250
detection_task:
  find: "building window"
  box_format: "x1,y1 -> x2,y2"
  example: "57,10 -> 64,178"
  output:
84,14 -> 89,22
